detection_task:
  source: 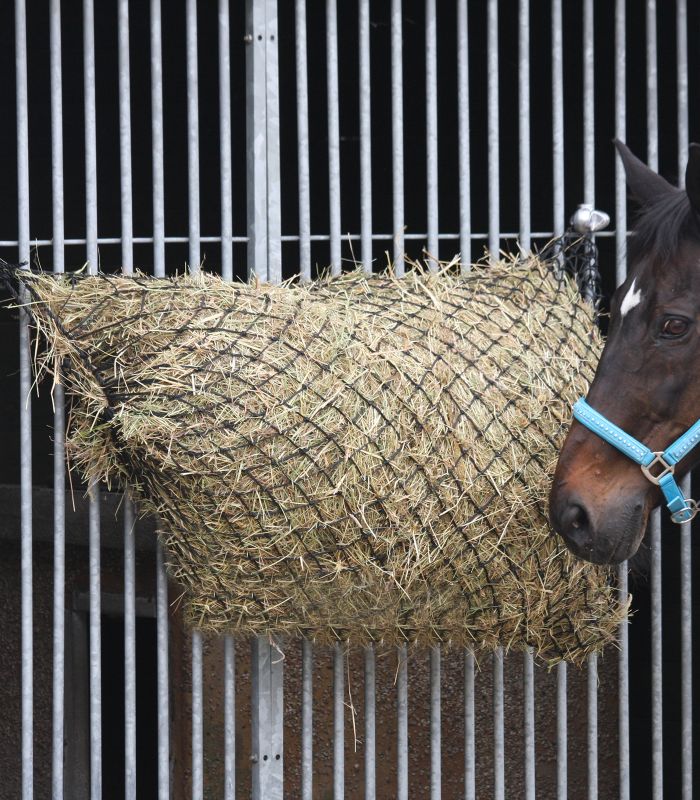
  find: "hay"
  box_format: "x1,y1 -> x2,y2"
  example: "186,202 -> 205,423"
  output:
9,253 -> 628,664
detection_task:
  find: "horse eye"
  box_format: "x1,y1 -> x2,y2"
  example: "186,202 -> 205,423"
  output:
661,317 -> 690,337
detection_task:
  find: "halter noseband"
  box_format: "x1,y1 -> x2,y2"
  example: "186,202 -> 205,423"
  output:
573,398 -> 700,524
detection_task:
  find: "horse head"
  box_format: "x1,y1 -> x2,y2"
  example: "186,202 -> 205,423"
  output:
550,141 -> 700,564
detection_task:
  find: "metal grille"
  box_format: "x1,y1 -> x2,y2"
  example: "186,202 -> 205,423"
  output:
1,1 -> 697,798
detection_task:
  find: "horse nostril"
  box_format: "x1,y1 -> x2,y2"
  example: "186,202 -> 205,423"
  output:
569,504 -> 588,530
560,502 -> 592,547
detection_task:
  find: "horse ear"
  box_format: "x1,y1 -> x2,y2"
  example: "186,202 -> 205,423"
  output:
614,139 -> 675,205
685,143 -> 700,215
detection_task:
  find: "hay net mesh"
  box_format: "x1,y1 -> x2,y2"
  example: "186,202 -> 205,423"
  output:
5,233 -> 627,664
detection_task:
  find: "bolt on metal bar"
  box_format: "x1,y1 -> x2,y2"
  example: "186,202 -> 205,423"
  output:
364,645 -> 376,800
391,0 -> 404,272
456,0 -> 471,270
557,662 -> 567,799
523,649 -> 535,800
493,648 -> 505,800
49,0 -> 66,796
487,0 -> 499,259
551,0 -> 564,237
333,642 -> 344,800
430,646 -> 441,800
16,0 -> 32,795
358,0 -> 372,272
295,0 -> 311,281
464,651 -> 475,800
224,636 -> 236,800
518,0 -> 530,253
301,639 -> 313,800
326,0 -> 341,275
425,0 -> 438,267
192,631 -> 204,800
150,3 -> 170,797
186,0 -> 200,272
219,0 -> 233,282
397,644 -> 408,800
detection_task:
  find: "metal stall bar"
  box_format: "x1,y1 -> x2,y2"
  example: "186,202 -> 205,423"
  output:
582,3 -> 598,796
457,0 -> 471,270
614,2 -> 630,798
333,642 -> 345,799
425,0 -> 438,267
551,0 -> 564,238
359,0 -> 372,272
397,644 -> 408,800
295,0 -> 311,281
430,647 -> 441,800
82,2 -> 103,796
192,631 -> 204,800
646,0 -> 658,171
364,645 -> 376,800
676,6 -> 692,796
557,661 -> 567,799
16,0 -> 32,795
487,0 -> 499,258
49,0 -> 66,796
391,0 -> 404,272
301,639 -> 313,800
518,0 -> 530,253
493,649 -> 505,800
464,651 -> 475,800
118,4 -> 137,797
327,0 -> 341,275
224,637 -> 236,800
219,0 -> 233,282
251,637 -> 284,800
523,644 -> 535,800
149,3 -> 170,797
264,0 -> 281,283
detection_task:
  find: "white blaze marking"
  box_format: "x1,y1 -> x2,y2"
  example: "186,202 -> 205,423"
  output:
620,278 -> 642,318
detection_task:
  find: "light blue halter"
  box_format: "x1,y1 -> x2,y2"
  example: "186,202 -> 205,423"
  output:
573,397 -> 700,524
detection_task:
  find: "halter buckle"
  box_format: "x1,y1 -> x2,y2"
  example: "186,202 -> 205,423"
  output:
671,499 -> 698,524
640,452 -> 675,485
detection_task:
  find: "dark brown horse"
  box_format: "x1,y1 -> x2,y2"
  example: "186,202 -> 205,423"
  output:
550,141 -> 700,564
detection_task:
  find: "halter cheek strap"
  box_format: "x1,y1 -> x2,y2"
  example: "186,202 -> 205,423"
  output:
572,397 -> 700,524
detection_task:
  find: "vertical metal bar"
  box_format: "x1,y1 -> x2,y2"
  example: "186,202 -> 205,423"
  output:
246,0 -> 268,280
557,662 -> 567,799
364,645 -> 376,800
651,511 -> 663,800
295,0 -> 311,280
518,0 -> 530,252
50,1 -> 66,796
551,0 -> 564,237
523,650 -> 535,800
456,0 -> 471,269
677,11 -> 691,797
587,653 -> 598,800
493,648 -> 504,800
192,631 -> 204,800
219,0 -> 233,281
301,640 -> 313,800
83,2 -> 102,797
16,0 -> 32,796
326,0 -> 341,275
486,0 -> 499,259
150,3 -> 170,797
397,644 -> 408,800
391,0 -> 404,272
425,0 -> 438,267
430,647 -> 441,800
333,642 -> 344,800
617,564 -> 630,800
251,637 -> 284,800
582,0 -> 594,205
186,0 -> 200,272
265,0 -> 281,283
646,0 -> 658,171
224,636 -> 236,800
118,3 -> 136,797
358,0 -> 372,273
464,651 -> 475,800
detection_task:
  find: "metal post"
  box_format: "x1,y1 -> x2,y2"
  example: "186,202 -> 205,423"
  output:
391,0 -> 404,271
524,649 -> 535,800
219,0 -> 233,281
224,636 -> 236,800
487,0 -> 499,258
425,0 -> 438,266
333,642 -> 345,800
457,0 -> 471,269
364,645 -> 376,800
493,648 -> 504,800
251,637 -> 284,800
464,651 -> 475,800
295,0 -> 311,280
518,0 -> 530,252
359,0 -> 372,272
327,0 -> 341,275
551,0 -> 564,237
430,646 -> 441,800
397,644 -> 408,800
301,640 -> 313,800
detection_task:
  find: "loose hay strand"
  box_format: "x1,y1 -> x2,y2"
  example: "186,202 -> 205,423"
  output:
8,253 -> 628,665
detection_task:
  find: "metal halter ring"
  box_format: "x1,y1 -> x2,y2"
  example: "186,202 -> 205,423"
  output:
640,452 -> 675,485
671,499 -> 699,525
